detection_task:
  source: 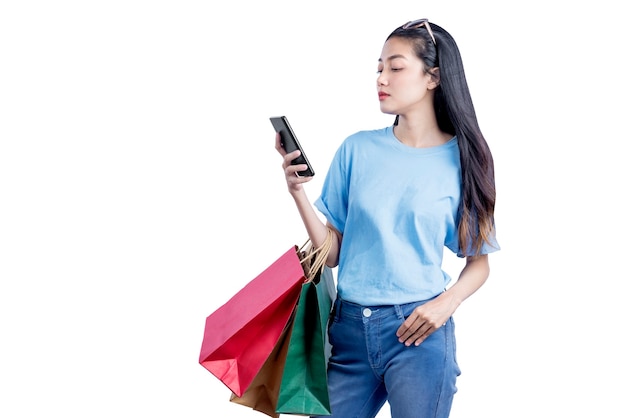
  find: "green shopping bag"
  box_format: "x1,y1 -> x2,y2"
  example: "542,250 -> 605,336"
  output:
275,263 -> 336,416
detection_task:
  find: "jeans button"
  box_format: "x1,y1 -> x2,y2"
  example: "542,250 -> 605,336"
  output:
363,308 -> 372,317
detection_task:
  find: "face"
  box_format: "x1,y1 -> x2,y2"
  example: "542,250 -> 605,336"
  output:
376,37 -> 436,116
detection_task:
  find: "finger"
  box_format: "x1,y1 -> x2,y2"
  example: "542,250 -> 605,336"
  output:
282,152 -> 303,172
289,175 -> 313,186
411,325 -> 436,346
399,323 -> 430,347
396,309 -> 424,338
284,158 -> 305,172
284,164 -> 311,180
396,317 -> 413,338
286,149 -> 301,162
397,320 -> 425,343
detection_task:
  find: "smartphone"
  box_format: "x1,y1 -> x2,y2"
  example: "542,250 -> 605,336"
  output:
270,116 -> 315,177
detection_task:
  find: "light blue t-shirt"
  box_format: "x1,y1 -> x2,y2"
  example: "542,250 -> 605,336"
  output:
314,126 -> 499,306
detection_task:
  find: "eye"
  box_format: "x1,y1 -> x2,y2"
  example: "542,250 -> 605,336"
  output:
377,67 -> 402,74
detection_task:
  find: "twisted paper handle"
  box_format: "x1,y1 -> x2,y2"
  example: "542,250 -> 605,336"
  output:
298,228 -> 333,283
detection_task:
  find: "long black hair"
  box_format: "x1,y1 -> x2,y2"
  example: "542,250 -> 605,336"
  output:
388,21 -> 497,256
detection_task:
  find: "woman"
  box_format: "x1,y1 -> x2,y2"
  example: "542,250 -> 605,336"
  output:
275,19 -> 500,418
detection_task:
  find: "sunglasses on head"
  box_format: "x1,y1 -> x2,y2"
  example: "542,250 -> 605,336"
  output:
401,18 -> 436,45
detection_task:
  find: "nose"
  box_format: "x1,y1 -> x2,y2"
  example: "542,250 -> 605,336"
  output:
377,73 -> 387,86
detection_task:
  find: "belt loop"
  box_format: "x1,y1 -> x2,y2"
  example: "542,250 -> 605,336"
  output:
394,304 -> 403,319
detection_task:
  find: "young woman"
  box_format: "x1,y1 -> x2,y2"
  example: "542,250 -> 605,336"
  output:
275,19 -> 500,418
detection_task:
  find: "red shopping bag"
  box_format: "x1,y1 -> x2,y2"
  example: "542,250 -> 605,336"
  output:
199,246 -> 306,397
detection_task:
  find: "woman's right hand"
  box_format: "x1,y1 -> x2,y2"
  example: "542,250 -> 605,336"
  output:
275,132 -> 313,194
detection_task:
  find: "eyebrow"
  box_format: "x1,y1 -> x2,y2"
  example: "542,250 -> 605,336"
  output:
378,54 -> 408,63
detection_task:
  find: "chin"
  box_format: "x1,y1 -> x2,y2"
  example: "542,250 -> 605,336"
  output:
379,105 -> 395,115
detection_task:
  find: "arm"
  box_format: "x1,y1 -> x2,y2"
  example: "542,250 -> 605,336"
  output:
275,133 -> 342,267
396,254 -> 490,346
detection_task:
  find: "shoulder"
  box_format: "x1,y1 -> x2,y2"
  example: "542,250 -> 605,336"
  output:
347,126 -> 391,140
340,126 -> 392,149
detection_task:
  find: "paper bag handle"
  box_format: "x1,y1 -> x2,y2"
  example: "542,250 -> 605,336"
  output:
298,228 -> 332,283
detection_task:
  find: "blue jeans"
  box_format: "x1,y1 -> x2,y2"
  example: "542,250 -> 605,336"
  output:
313,297 -> 461,418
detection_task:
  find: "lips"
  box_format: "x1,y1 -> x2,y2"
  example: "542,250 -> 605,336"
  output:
378,92 -> 389,100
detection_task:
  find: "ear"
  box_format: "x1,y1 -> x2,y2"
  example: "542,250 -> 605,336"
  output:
427,67 -> 440,90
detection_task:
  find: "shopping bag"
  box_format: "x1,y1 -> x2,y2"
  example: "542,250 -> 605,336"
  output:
275,264 -> 336,416
198,246 -> 306,397
229,229 -> 335,417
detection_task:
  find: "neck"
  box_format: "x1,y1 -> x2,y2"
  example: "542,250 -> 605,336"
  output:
393,115 -> 452,148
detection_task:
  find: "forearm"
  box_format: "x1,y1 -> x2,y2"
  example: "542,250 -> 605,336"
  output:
444,254 -> 490,311
291,190 -> 340,267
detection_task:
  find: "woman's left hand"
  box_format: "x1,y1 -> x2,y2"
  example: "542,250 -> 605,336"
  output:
396,294 -> 457,346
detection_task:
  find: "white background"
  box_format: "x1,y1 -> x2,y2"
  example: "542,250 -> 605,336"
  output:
1,1 -> 624,417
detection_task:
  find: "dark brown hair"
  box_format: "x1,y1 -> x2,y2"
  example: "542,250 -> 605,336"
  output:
388,22 -> 497,255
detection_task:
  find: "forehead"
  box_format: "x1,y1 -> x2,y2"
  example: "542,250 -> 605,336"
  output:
379,37 -> 416,62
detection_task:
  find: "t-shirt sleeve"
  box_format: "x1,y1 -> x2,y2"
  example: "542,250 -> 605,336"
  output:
314,142 -> 349,234
453,222 -> 501,258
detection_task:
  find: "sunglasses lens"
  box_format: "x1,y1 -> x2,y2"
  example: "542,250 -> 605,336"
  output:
403,19 -> 426,29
